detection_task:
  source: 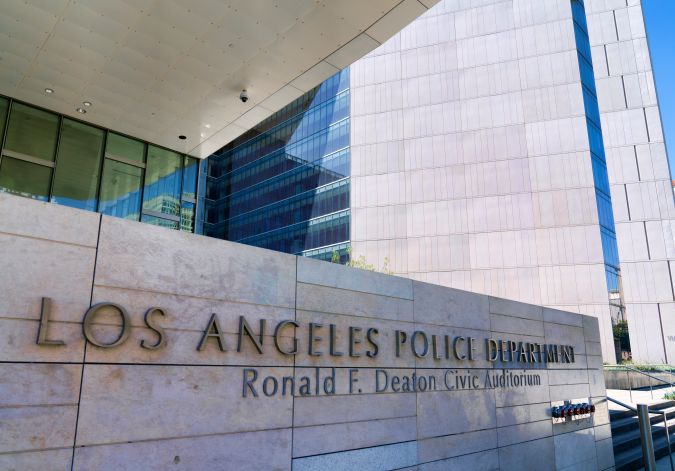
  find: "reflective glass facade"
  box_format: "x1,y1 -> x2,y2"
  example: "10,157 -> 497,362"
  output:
572,0 -> 623,312
203,69 -> 350,262
0,95 -> 199,233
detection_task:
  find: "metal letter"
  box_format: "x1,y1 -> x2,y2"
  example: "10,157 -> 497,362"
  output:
197,313 -> 227,351
237,316 -> 265,354
486,338 -> 498,362
242,369 -> 258,397
395,330 -> 407,357
509,340 -> 519,362
546,344 -> 556,363
349,368 -> 359,394
349,326 -> 363,357
36,297 -> 65,346
412,331 -> 429,358
274,320 -> 299,355
375,369 -> 388,392
499,339 -> 509,362
324,368 -> 336,395
366,328 -> 379,357
468,337 -> 477,360
262,376 -> 278,396
140,307 -> 166,350
453,336 -> 466,360
562,345 -> 572,363
431,335 -> 441,360
518,342 -> 528,363
308,323 -> 323,356
534,343 -> 543,362
82,302 -> 130,348
329,324 -> 344,356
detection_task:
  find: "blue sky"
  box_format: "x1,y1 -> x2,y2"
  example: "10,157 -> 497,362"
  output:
643,0 -> 675,177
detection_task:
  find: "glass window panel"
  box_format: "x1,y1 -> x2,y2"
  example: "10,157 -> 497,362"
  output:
143,145 -> 182,217
141,214 -> 179,230
4,102 -> 59,161
203,69 -> 348,252
99,159 -> 143,220
51,119 -> 104,211
0,97 -> 8,145
106,132 -> 145,163
180,201 -> 195,232
182,156 -> 198,200
0,157 -> 52,201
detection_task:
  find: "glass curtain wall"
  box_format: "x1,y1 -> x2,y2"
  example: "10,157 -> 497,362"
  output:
571,0 -> 625,321
203,69 -> 350,262
0,95 -> 199,233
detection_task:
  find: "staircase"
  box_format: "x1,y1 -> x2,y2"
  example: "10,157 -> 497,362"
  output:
611,400 -> 675,470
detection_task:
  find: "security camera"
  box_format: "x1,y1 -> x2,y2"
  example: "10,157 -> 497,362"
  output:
239,90 -> 248,103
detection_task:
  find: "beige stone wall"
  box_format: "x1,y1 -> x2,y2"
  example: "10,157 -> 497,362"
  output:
348,0 -> 619,363
0,194 -> 611,470
586,0 -> 675,364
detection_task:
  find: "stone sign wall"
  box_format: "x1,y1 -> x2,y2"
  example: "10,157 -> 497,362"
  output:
0,194 -> 613,470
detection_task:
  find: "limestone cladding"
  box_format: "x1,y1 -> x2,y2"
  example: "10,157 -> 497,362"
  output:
349,0 -> 675,364
0,194 -> 610,470
586,0 -> 675,363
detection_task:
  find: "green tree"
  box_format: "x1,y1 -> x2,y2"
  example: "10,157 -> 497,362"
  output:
613,320 -> 630,352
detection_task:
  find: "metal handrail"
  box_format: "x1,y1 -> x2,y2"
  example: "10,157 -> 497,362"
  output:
608,396 -> 675,471
604,364 -> 675,402
606,365 -> 675,385
607,395 -> 637,412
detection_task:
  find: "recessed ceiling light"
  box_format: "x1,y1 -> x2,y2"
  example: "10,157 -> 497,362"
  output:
76,107 -> 87,114
45,88 -> 54,94
205,124 -> 211,129
82,101 -> 92,107
178,135 -> 186,140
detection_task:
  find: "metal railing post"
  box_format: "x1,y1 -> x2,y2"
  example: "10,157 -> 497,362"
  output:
638,404 -> 657,470
629,370 -> 633,403
662,410 -> 675,471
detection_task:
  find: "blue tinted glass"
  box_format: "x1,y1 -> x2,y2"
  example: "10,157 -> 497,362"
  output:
211,89 -> 349,175
203,69 -> 351,255
182,157 -> 198,200
99,159 -> 143,220
572,0 -> 622,298
239,210 -> 350,254
143,146 -> 182,218
141,213 -> 179,230
583,90 -> 601,126
180,201 -> 195,232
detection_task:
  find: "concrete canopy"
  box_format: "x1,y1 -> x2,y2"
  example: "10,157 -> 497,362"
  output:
0,0 -> 438,157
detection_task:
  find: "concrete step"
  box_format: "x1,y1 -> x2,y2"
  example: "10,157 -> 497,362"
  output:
611,405 -> 675,436
611,401 -> 675,471
614,433 -> 675,471
612,418 -> 675,454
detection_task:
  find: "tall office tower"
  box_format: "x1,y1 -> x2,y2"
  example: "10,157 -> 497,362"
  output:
586,1 -> 675,362
199,0 -> 674,362
202,70 -> 351,262
348,0 -> 672,363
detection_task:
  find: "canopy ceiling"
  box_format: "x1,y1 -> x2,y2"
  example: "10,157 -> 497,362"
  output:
0,0 -> 437,157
